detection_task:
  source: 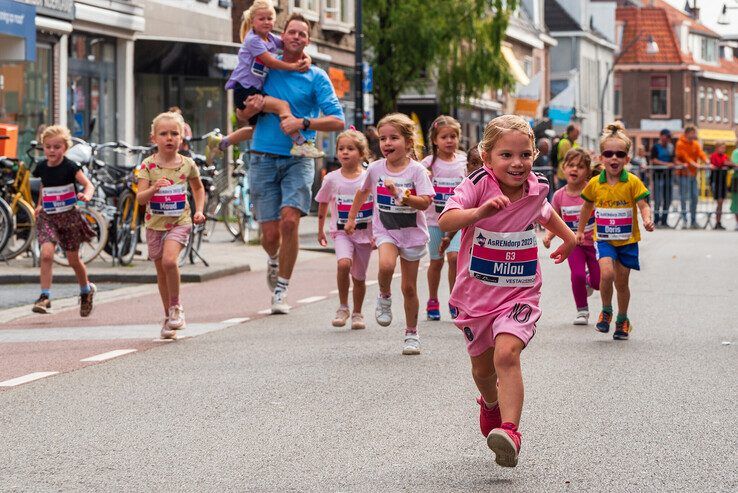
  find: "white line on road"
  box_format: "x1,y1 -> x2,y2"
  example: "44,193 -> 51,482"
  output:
0,372 -> 59,387
365,280 -> 378,286
297,296 -> 327,304
257,309 -> 272,315
80,349 -> 137,362
329,289 -> 339,294
221,317 -> 250,325
392,273 -> 401,278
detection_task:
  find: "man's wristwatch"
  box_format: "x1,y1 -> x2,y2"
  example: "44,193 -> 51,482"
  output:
302,117 -> 311,130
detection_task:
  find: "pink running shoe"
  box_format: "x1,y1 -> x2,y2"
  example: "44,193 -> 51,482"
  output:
486,422 -> 522,467
476,396 -> 501,437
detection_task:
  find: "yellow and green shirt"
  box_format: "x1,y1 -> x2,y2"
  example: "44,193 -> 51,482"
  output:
138,155 -> 200,231
581,169 -> 649,246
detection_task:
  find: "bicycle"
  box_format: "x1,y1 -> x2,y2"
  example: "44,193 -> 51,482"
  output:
227,157 -> 258,243
0,195 -> 12,255
0,154 -> 36,260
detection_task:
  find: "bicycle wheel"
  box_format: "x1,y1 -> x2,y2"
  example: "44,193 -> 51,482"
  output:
53,207 -> 109,266
177,229 -> 193,267
117,190 -> 139,265
0,198 -> 35,260
223,199 -> 241,239
0,198 -> 12,254
189,224 -> 205,264
203,190 -> 219,239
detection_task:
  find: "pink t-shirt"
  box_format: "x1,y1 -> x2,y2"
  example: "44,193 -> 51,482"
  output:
551,187 -> 594,246
441,167 -> 553,318
361,158 -> 435,248
315,169 -> 373,244
421,153 -> 467,227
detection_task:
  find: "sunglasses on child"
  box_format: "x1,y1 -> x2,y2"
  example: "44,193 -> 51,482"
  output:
601,150 -> 628,159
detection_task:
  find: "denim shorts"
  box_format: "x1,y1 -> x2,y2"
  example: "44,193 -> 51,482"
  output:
427,225 -> 461,260
249,153 -> 315,222
595,240 -> 640,271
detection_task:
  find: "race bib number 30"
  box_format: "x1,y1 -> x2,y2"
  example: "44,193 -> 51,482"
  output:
561,205 -> 594,233
433,177 -> 462,213
469,229 -> 538,286
150,184 -> 187,216
336,194 -> 373,227
42,184 -> 76,214
595,208 -> 633,240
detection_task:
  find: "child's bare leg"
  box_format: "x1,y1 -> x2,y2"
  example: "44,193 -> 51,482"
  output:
222,126 -> 254,149
613,261 -> 631,316
336,258 -> 351,306
715,198 -> 724,224
427,258 -> 443,300
65,250 -> 90,288
493,333 -> 525,425
161,240 -> 184,308
447,252 -> 458,292
400,258 -> 420,329
598,257 -> 615,308
154,259 -> 169,316
352,277 -> 366,313
263,96 -> 305,143
377,243 -> 398,296
39,242 -> 55,290
471,347 -> 498,405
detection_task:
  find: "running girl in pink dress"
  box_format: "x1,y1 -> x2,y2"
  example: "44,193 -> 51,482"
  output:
137,112 -> 206,339
439,115 -> 576,467
316,128 -> 374,330
345,113 -> 434,355
421,115 -> 466,321
543,148 -> 600,325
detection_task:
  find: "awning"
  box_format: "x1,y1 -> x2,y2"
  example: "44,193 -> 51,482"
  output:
0,0 -> 36,62
501,46 -> 530,86
698,129 -> 737,144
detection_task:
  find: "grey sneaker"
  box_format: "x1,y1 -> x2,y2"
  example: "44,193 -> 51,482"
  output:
267,258 -> 279,291
332,306 -> 350,327
160,318 -> 176,340
402,332 -> 421,355
375,296 -> 392,327
167,305 -> 186,330
271,290 -> 290,314
573,310 -> 589,325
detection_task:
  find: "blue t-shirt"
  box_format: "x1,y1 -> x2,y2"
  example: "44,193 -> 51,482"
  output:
251,65 -> 345,156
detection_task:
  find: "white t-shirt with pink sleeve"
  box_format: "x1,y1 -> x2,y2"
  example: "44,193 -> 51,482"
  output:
314,169 -> 373,244
551,187 -> 594,246
441,167 -> 553,318
421,153 -> 468,227
360,158 -> 435,248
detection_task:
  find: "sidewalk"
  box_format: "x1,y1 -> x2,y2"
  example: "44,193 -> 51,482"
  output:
0,214 -> 330,284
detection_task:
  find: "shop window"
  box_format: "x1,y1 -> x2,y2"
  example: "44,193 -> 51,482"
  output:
290,0 -> 319,21
322,0 -> 354,31
650,75 -> 668,116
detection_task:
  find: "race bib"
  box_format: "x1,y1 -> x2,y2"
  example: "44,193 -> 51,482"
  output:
42,184 -> 76,214
433,176 -> 462,213
375,177 -> 416,214
150,184 -> 187,216
561,205 -> 594,233
469,229 -> 538,287
251,56 -> 268,79
336,194 -> 373,229
595,207 -> 633,240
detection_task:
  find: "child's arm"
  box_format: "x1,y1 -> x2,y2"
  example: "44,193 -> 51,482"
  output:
383,178 -> 432,211
541,211 -> 576,264
188,176 -> 206,224
576,201 -> 595,245
257,51 -> 309,73
345,189 -> 371,235
317,202 -> 329,247
74,169 -> 94,202
637,198 -> 654,232
136,177 -> 172,206
438,196 -> 511,232
542,202 -> 561,249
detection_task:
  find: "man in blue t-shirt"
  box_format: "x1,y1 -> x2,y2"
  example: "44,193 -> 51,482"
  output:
240,13 -> 345,314
650,128 -> 675,227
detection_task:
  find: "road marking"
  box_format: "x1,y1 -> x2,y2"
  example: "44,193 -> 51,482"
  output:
366,280 -> 378,286
80,349 -> 137,362
329,289 -> 339,294
221,317 -> 250,325
257,309 -> 272,315
0,372 -> 59,387
297,296 -> 326,304
392,273 -> 401,278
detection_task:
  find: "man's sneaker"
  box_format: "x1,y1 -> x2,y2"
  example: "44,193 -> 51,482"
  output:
167,305 -> 186,330
613,318 -> 633,340
426,298 -> 441,321
205,133 -> 223,165
271,290 -> 290,314
267,259 -> 279,291
595,311 -> 612,333
487,422 -> 522,468
375,296 -> 392,327
573,310 -> 589,325
350,313 -> 366,330
402,332 -> 421,355
79,283 -> 97,317
32,294 -> 51,314
160,318 -> 176,340
332,306 -> 350,327
290,141 -> 324,158
477,396 -> 502,437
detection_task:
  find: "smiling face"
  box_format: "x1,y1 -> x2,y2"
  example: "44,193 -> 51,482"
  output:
251,9 -> 275,36
378,123 -> 411,164
43,136 -> 68,166
600,137 -> 630,178
151,118 -> 183,155
434,126 -> 459,158
336,136 -> 362,168
282,19 -> 310,58
483,130 -> 535,194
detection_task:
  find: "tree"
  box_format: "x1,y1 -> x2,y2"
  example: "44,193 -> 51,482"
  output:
363,0 -> 518,116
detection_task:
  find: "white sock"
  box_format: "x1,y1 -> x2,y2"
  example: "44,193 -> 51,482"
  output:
275,276 -> 289,294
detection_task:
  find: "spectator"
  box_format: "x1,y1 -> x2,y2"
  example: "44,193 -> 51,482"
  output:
555,123 -> 580,188
709,142 -> 734,230
630,146 -> 647,178
168,106 -> 193,152
364,125 -> 381,161
650,129 -> 675,227
675,126 -> 707,229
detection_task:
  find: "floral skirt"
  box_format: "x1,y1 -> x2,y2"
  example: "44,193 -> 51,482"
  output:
37,209 -> 95,253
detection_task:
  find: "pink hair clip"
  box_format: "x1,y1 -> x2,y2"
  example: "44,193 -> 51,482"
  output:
349,125 -> 357,131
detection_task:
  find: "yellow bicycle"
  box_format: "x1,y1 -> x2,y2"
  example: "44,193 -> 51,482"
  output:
0,156 -> 36,260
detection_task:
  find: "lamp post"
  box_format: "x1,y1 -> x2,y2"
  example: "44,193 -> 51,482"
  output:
353,0 -> 364,131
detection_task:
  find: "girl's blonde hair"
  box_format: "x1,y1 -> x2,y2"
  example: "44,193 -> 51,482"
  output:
40,125 -> 73,149
562,147 -> 592,170
376,113 -> 417,159
477,114 -> 537,161
150,111 -> 185,137
240,0 -> 276,42
599,120 -> 632,153
428,115 -> 461,166
336,128 -> 370,163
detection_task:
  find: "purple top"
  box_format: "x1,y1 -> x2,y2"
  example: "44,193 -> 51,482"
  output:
225,30 -> 283,90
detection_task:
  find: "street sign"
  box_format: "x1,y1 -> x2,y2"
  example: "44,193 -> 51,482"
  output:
362,62 -> 373,93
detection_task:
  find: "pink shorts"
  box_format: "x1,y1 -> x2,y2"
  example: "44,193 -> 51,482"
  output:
453,300 -> 541,357
146,225 -> 191,261
332,232 -> 372,281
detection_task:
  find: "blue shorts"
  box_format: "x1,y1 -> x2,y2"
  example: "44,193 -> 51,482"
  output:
249,153 -> 315,222
428,226 -> 460,260
595,241 -> 640,271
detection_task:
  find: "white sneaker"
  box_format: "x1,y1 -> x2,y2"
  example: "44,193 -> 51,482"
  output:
271,290 -> 290,314
167,305 -> 186,330
375,296 -> 392,327
290,141 -> 325,158
332,306 -> 350,327
267,258 -> 279,291
350,313 -> 366,330
160,318 -> 176,340
402,332 -> 421,355
573,310 -> 589,325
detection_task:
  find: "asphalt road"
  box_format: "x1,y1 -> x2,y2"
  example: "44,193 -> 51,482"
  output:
0,229 -> 736,492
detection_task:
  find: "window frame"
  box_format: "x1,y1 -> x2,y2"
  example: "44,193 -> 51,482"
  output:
649,74 -> 669,117
707,87 -> 714,122
684,85 -> 691,120
289,0 -> 320,22
321,0 -> 354,33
